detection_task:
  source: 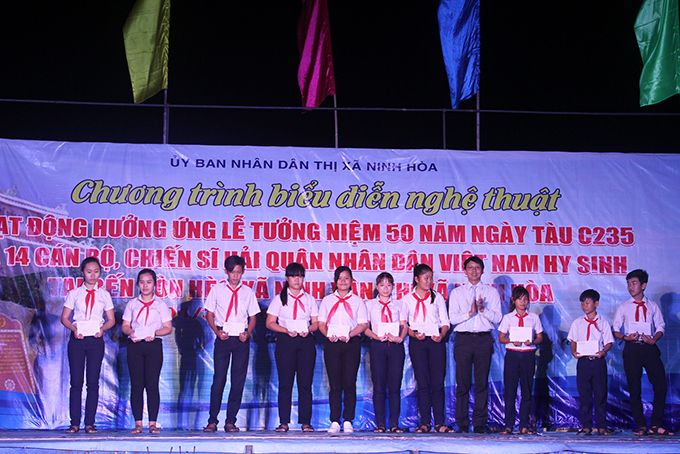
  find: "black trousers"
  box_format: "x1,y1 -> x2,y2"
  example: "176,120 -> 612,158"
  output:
67,334 -> 105,427
576,356 -> 608,429
324,336 -> 361,423
127,338 -> 164,422
454,331 -> 493,429
622,341 -> 667,428
370,339 -> 405,428
275,333 -> 316,425
503,349 -> 535,430
409,336 -> 447,427
208,335 -> 250,425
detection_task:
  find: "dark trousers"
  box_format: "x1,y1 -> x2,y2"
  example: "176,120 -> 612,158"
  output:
576,356 -> 608,429
454,331 -> 493,429
409,336 -> 446,426
622,342 -> 667,428
503,349 -> 536,430
370,339 -> 405,428
67,334 -> 105,427
324,336 -> 361,423
275,334 -> 316,425
127,338 -> 164,422
208,335 -> 250,425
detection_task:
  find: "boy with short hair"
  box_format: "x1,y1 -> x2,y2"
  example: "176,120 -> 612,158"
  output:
613,269 -> 673,436
567,289 -> 614,435
204,255 -> 260,433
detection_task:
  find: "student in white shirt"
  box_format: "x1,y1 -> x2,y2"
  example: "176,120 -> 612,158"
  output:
122,269 -> 173,434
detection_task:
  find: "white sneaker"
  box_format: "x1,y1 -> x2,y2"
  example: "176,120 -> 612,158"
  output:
343,421 -> 354,433
327,421 -> 341,434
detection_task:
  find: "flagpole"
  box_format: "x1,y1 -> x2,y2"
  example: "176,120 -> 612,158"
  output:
163,89 -> 169,144
334,94 -> 339,148
442,110 -> 447,149
476,90 -> 480,151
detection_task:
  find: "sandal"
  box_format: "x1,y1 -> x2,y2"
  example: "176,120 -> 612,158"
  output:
576,428 -> 592,436
435,424 -> 453,433
130,425 -> 143,434
301,424 -> 315,432
203,423 -> 217,433
275,424 -> 289,432
499,427 -> 513,435
225,423 -> 240,432
373,426 -> 386,433
415,424 -> 431,433
649,426 -> 675,436
634,426 -> 648,436
65,425 -> 79,434
595,428 -> 612,436
149,424 -> 161,434
390,426 -> 406,433
84,425 -> 98,434
519,427 -> 535,435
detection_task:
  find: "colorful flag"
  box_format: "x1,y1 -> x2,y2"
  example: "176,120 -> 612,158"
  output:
635,0 -> 680,106
438,0 -> 480,109
123,0 -> 170,104
297,0 -> 336,108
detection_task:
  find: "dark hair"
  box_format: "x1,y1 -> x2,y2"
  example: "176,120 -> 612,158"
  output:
412,263 -> 435,304
281,262 -> 306,306
136,268 -> 157,287
509,285 -> 530,313
626,269 -> 649,285
80,256 -> 101,273
224,255 -> 246,273
334,266 -> 353,284
579,289 -> 600,303
464,256 -> 485,271
373,272 -> 394,298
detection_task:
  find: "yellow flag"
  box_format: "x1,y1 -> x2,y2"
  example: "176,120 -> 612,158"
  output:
123,0 -> 170,104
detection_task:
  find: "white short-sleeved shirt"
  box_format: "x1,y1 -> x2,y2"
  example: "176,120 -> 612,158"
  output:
498,310 -> 543,351
402,290 -> 450,327
123,297 -> 173,334
267,290 -> 319,329
64,285 -> 114,327
567,314 -> 614,352
204,282 -> 260,330
366,297 -> 408,327
612,296 -> 665,336
448,281 -> 502,332
318,290 -> 368,330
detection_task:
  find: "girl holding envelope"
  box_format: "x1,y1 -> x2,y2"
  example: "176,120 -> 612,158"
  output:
403,264 -> 450,433
266,262 -> 319,433
122,268 -> 173,434
61,257 -> 115,434
498,285 -> 543,435
365,272 -> 408,433
318,266 -> 368,434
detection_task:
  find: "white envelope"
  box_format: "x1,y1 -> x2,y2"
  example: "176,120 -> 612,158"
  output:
286,319 -> 309,333
134,324 -> 156,339
509,326 -> 533,343
376,322 -> 399,337
76,319 -> 100,337
577,340 -> 599,356
222,322 -> 245,336
413,323 -> 440,337
629,321 -> 652,337
327,324 -> 350,339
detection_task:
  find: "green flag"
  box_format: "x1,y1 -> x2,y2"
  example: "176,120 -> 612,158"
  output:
634,0 -> 680,106
123,0 -> 170,104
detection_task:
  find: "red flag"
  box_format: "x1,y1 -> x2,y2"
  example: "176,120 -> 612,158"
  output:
297,0 -> 336,108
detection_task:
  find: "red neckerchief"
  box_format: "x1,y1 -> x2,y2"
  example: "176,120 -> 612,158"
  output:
634,300 -> 647,322
85,288 -> 96,320
225,284 -> 241,323
516,312 -> 528,327
379,300 -> 393,323
584,316 -> 599,341
326,294 -> 353,324
135,299 -> 154,326
290,292 -> 305,320
413,292 -> 429,322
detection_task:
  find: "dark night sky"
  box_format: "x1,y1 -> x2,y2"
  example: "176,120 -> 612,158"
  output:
0,1 -> 678,152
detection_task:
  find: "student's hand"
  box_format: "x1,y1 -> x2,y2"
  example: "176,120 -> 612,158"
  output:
572,351 -> 582,359
513,341 -> 523,347
75,329 -> 84,340
595,351 -> 607,358
217,330 -> 229,340
299,330 -> 309,338
94,328 -> 103,338
523,340 -> 533,346
131,333 -> 142,343
144,336 -> 155,342
387,333 -> 401,343
640,333 -> 656,345
339,336 -> 349,343
431,334 -> 443,343
287,330 -> 298,338
415,331 -> 426,341
476,296 -> 485,313
623,332 -> 639,341
329,335 -> 339,343
469,300 -> 478,317
238,331 -> 249,342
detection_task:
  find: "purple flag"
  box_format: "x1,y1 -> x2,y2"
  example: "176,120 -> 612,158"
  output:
297,0 -> 336,108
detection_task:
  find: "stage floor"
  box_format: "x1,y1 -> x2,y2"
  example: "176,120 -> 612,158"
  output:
0,430 -> 678,454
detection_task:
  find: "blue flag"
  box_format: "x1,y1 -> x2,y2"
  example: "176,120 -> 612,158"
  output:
438,0 -> 480,109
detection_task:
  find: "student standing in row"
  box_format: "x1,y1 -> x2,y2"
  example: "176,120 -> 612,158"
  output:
266,263 -> 319,433
403,264 -> 450,433
204,256 -> 260,433
318,266 -> 368,434
61,257 -> 115,434
122,269 -> 173,434
365,272 -> 408,433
